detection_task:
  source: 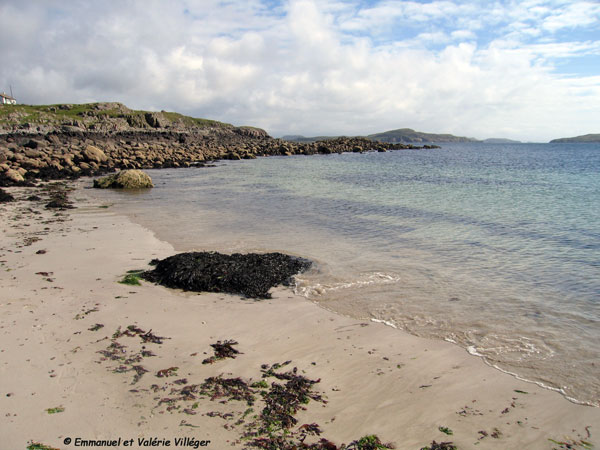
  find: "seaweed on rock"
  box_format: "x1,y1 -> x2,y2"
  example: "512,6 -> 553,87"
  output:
142,251 -> 312,299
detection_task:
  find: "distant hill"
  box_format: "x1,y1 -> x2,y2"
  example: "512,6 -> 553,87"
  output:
281,135 -> 342,142
550,134 -> 600,143
283,128 -> 478,143
367,128 -> 478,143
482,138 -> 521,144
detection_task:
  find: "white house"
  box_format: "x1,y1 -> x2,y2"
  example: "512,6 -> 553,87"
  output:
1,92 -> 16,105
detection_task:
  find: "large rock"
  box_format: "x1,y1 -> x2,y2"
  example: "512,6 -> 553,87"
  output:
93,169 -> 154,189
82,145 -> 108,163
145,112 -> 168,129
24,148 -> 45,159
5,169 -> 24,183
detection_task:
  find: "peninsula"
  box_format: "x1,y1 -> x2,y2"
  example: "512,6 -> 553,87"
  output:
550,133 -> 600,143
0,102 -> 436,186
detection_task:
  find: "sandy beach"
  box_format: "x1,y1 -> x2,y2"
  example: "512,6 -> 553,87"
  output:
1,181 -> 599,450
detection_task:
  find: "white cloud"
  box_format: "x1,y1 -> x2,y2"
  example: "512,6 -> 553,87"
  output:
451,30 -> 476,41
0,0 -> 599,141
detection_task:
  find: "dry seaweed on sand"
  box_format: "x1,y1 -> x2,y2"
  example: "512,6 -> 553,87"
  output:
43,183 -> 75,209
132,365 -> 149,384
202,340 -> 241,364
112,324 -> 168,344
344,435 -> 395,449
420,442 -> 457,450
156,367 -> 179,378
242,363 -> 326,445
98,325 -> 166,383
27,443 -> 61,450
199,376 -> 257,405
141,251 -> 312,298
548,433 -> 594,450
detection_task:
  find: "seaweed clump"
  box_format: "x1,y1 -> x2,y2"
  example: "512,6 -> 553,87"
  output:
0,188 -> 14,203
420,442 -> 457,450
43,182 -> 75,209
142,251 -> 312,298
202,340 -> 241,364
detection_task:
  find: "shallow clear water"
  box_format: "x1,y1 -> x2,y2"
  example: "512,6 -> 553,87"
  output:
86,143 -> 600,406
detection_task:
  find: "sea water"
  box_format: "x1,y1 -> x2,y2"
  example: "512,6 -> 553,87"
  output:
86,142 -> 600,406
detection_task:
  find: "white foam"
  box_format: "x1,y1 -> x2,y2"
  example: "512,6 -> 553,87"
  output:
370,318 -> 398,329
294,272 -> 401,297
462,345 -> 598,407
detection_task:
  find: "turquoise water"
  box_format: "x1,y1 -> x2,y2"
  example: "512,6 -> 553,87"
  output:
88,143 -> 600,406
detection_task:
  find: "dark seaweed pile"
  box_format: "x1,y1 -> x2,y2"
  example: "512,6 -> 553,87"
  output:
0,188 -> 14,203
142,251 -> 312,298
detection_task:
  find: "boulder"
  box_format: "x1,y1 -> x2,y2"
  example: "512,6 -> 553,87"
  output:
23,139 -> 46,149
82,145 -> 108,163
22,158 -> 47,169
4,169 -> 24,183
24,148 -> 45,159
93,169 -> 154,189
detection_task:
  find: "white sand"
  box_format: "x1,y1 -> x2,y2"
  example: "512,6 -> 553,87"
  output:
1,183 -> 598,450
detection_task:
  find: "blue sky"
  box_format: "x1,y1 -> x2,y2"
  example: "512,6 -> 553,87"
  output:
1,0 -> 599,141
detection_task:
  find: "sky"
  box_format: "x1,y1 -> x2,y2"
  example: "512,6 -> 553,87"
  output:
1,0 -> 599,142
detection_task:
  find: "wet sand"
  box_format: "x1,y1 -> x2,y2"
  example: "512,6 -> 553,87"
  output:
1,182 -> 598,450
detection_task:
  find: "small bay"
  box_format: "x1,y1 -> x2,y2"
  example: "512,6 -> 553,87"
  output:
88,142 -> 600,406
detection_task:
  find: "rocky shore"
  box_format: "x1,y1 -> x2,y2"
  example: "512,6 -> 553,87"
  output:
0,102 -> 438,186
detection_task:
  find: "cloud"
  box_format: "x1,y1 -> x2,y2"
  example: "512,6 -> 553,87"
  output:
0,0 -> 599,141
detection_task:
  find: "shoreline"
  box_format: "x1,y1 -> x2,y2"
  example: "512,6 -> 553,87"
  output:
1,182 -> 599,449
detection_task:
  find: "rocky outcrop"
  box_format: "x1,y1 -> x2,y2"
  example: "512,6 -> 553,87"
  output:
93,169 -> 154,189
0,102 -> 439,186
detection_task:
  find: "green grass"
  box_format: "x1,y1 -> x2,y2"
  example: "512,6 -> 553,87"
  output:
0,103 -> 234,129
161,111 -> 231,128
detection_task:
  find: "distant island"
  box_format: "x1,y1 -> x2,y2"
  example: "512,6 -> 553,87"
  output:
283,129 -> 521,144
367,128 -> 477,143
549,134 -> 600,143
